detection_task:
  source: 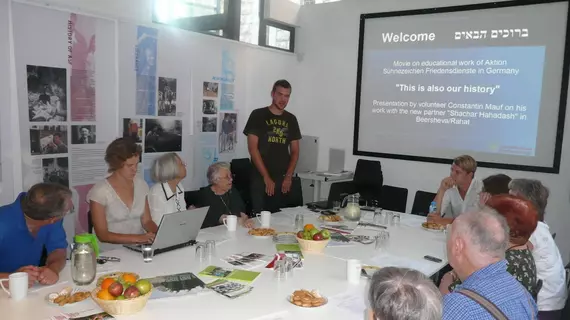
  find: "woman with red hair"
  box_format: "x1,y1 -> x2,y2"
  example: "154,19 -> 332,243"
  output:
441,194 -> 538,296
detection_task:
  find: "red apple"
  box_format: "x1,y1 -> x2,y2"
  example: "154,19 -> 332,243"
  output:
108,282 -> 124,297
312,232 -> 324,241
124,286 -> 141,299
297,231 -> 304,239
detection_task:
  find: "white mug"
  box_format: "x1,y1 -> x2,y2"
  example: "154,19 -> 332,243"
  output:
256,211 -> 271,228
346,259 -> 362,284
223,215 -> 237,232
0,272 -> 28,301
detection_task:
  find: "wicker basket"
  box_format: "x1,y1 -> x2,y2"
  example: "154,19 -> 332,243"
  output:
91,287 -> 152,316
296,237 -> 330,254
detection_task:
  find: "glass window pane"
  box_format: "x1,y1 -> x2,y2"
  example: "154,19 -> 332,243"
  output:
266,25 -> 290,50
239,0 -> 260,45
154,0 -> 225,23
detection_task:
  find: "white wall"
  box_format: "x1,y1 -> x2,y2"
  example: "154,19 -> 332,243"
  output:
295,0 -> 570,262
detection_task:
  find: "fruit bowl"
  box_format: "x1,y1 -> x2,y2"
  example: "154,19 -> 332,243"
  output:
91,286 -> 152,316
296,237 -> 330,254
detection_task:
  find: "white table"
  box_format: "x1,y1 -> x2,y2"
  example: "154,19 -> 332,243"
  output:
1,208 -> 447,320
296,171 -> 354,202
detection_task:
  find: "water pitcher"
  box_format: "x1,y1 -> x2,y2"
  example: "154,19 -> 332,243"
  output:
70,234 -> 97,286
342,194 -> 361,221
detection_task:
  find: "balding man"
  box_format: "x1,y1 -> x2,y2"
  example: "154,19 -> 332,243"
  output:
443,209 -> 538,319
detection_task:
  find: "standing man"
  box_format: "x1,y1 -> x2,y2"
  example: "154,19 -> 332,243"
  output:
0,183 -> 72,287
244,80 -> 302,213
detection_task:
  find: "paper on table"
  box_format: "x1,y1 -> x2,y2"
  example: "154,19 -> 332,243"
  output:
248,311 -> 289,320
329,290 -> 367,318
370,252 -> 436,275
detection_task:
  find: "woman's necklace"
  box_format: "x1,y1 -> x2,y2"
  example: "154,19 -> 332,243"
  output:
215,188 -> 231,215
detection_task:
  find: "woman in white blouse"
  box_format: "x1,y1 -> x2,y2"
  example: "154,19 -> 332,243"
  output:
87,138 -> 158,250
148,153 -> 187,225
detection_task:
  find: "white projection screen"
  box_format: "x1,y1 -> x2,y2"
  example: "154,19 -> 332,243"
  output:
353,0 -> 570,173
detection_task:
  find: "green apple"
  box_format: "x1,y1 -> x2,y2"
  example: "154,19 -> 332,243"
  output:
320,229 -> 331,239
135,279 -> 152,295
309,228 -> 320,237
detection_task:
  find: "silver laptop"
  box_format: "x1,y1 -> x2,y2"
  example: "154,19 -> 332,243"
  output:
124,206 -> 209,255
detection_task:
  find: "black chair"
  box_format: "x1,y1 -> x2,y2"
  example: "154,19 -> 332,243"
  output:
379,185 -> 408,213
87,210 -> 93,234
231,158 -> 254,215
353,159 -> 383,205
411,190 -> 437,216
532,279 -> 543,302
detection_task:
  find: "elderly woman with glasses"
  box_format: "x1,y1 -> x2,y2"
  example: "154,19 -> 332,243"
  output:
148,153 -> 187,225
197,162 -> 254,229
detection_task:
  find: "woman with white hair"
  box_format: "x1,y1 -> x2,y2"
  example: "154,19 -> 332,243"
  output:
148,153 -> 187,225
368,267 -> 442,320
196,162 -> 254,229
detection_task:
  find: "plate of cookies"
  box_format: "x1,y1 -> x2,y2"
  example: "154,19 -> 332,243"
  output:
288,289 -> 328,308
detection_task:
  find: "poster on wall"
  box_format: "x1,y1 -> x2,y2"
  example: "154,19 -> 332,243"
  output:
144,119 -> 182,153
158,77 -> 177,116
43,157 -> 69,187
69,13 -> 97,121
71,125 -> 96,144
29,125 -> 68,155
135,26 -> 158,116
27,65 -> 67,122
202,99 -> 217,115
219,113 -> 237,154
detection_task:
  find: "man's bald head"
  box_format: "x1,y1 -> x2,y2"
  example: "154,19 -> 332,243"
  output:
450,209 -> 509,268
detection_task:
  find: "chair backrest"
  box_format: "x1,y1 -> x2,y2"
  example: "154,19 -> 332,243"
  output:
230,158 -> 253,214
379,185 -> 408,213
411,190 -> 437,216
87,210 -> 93,234
353,159 -> 383,203
184,190 -> 202,207
327,181 -> 357,208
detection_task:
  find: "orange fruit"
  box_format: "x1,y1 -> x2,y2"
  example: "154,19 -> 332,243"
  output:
100,278 -> 115,291
97,288 -> 115,301
121,273 -> 137,284
303,224 -> 315,232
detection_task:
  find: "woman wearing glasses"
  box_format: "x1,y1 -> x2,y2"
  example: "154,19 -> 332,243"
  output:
148,152 -> 188,225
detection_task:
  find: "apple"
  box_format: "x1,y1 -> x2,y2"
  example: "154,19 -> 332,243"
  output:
124,286 -> 141,299
135,279 -> 152,295
309,228 -> 320,237
312,232 -> 324,241
108,281 -> 124,297
297,231 -> 304,239
320,229 -> 331,239
116,295 -> 126,300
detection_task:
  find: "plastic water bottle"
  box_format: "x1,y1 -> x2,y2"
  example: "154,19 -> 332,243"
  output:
429,201 -> 437,214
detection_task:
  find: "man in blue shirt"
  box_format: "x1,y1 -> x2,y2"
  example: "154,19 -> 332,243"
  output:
443,209 -> 538,319
0,183 -> 72,287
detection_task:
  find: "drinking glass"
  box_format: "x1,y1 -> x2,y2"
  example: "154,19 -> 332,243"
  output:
373,208 -> 384,224
375,230 -> 390,251
141,244 -> 154,263
274,260 -> 288,280
294,214 -> 304,231
332,201 -> 341,212
205,240 -> 216,257
195,244 -> 206,261
391,213 -> 401,226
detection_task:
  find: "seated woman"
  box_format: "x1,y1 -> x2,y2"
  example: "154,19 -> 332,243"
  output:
87,138 -> 158,250
478,173 -> 512,206
148,153 -> 187,225
440,194 -> 538,296
197,162 -> 254,229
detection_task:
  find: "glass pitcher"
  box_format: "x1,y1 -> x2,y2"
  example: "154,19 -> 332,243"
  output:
70,234 -> 98,286
342,194 -> 361,221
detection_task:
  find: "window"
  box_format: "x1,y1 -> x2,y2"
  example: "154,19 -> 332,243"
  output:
153,0 -> 296,52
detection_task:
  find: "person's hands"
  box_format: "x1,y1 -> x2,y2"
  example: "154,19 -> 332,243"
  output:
439,271 -> 456,295
240,217 -> 255,228
281,176 -> 292,194
138,232 -> 155,244
427,212 -> 439,219
38,267 -> 59,285
439,177 -> 455,191
427,215 -> 449,225
479,192 -> 491,206
16,266 -> 41,288
219,214 -> 229,224
263,176 -> 275,196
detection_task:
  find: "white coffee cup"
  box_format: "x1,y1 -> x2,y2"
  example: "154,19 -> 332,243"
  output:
223,215 -> 237,231
346,259 -> 362,284
0,272 -> 28,301
256,211 -> 271,228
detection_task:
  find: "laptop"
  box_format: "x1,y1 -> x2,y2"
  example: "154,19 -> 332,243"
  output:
124,206 -> 209,255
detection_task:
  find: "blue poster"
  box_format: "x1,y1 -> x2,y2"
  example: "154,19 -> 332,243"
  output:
135,26 -> 158,116
219,50 -> 235,111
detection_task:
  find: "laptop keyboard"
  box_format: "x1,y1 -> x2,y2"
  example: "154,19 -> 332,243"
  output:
123,240 -> 197,256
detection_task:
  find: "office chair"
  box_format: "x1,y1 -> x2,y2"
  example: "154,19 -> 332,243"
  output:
353,159 -> 383,205
379,185 -> 408,213
411,190 -> 437,216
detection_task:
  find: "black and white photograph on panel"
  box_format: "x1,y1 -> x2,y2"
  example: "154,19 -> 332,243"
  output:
202,117 -> 217,133
123,118 -> 143,143
203,81 -> 219,98
158,77 -> 177,116
27,65 -> 67,122
202,99 -> 217,115
71,125 -> 96,144
219,113 -> 237,153
144,119 -> 182,153
30,125 -> 69,155
42,157 -> 69,187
